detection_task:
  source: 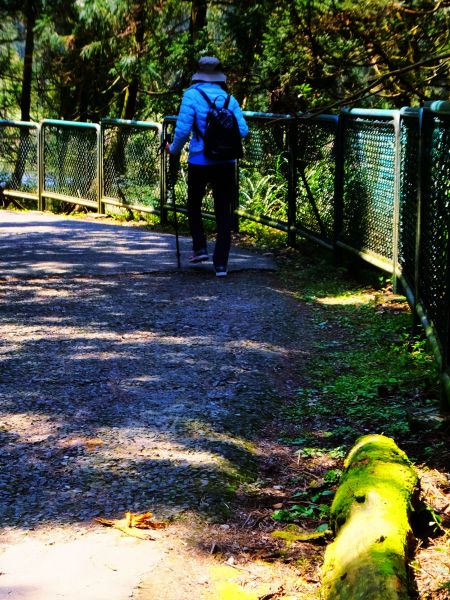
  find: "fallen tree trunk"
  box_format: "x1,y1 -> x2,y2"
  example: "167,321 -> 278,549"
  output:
321,434 -> 419,600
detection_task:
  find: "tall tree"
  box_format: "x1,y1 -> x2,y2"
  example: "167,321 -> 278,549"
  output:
121,0 -> 146,119
189,0 -> 207,41
20,0 -> 39,121
257,0 -> 450,111
0,0 -> 42,120
1,0 -> 449,120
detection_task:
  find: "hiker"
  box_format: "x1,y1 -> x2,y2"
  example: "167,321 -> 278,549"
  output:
166,56 -> 249,277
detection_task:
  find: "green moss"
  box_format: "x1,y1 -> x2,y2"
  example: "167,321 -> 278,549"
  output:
321,436 -> 417,599
331,435 -> 418,532
272,529 -> 330,543
343,435 -> 413,470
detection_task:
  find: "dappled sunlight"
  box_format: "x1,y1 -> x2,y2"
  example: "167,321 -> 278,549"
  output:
122,374 -> 162,385
0,211 -> 274,279
190,295 -> 220,302
20,262 -> 81,274
316,292 -> 374,306
60,435 -> 224,470
1,412 -> 59,444
33,287 -> 73,298
0,322 -> 287,369
0,407 -> 252,525
226,339 -> 287,355
180,419 -> 257,453
0,323 -> 120,344
117,332 -> 212,345
69,349 -> 143,361
0,264 -> 295,530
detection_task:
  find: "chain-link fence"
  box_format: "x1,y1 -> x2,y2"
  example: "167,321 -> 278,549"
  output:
162,112 -> 337,249
41,120 -> 101,210
162,117 -> 196,223
416,107 -> 450,371
296,115 -> 337,247
398,108 -> 420,292
338,110 -> 399,269
102,119 -> 161,215
0,120 -> 39,206
237,112 -> 292,234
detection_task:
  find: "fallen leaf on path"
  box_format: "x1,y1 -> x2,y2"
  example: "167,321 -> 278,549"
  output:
95,511 -> 167,539
128,511 -> 167,529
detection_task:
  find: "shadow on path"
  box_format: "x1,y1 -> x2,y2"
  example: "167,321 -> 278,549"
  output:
0,210 -> 274,277
0,209 -> 310,529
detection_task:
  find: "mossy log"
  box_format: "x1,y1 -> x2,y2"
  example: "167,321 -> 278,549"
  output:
320,434 -> 419,600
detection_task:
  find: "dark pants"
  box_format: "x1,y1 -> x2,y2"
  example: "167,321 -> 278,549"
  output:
187,163 -> 236,267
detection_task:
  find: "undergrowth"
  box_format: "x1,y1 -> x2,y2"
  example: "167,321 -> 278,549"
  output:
274,241 -> 440,445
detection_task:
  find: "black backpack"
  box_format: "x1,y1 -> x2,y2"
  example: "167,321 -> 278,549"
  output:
194,88 -> 243,161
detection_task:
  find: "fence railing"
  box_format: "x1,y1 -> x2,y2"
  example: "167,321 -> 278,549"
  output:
40,119 -> 101,210
0,120 -> 39,204
0,103 -> 449,403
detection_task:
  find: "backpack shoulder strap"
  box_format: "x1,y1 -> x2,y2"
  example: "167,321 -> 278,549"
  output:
211,94 -> 231,109
192,87 -> 211,141
195,87 -> 213,107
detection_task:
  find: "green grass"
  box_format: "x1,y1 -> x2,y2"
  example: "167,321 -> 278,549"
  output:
276,242 -> 440,456
263,241 -> 443,533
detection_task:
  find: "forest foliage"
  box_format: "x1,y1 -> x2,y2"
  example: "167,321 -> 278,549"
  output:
0,0 -> 449,123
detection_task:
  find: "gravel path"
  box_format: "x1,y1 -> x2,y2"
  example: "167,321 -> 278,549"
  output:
0,210 -> 312,598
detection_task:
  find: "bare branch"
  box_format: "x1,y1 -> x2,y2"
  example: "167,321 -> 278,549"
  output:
303,51 -> 450,117
393,0 -> 449,16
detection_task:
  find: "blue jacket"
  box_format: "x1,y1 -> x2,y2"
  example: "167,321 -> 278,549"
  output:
170,82 -> 249,165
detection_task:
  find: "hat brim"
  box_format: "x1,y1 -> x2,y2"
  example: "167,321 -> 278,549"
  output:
192,72 -> 227,82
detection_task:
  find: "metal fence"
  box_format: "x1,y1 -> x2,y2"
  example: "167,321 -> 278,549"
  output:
102,118 -> 162,214
338,109 -> 400,270
296,114 -> 338,247
0,120 -> 39,205
0,103 -> 449,401
411,104 -> 450,396
40,120 -> 101,210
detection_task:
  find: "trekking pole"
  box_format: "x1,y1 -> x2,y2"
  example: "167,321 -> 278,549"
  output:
165,134 -> 181,269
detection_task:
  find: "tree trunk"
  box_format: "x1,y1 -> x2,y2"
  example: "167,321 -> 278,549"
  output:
11,0 -> 38,192
122,0 -> 146,121
21,0 -> 37,122
320,435 -> 418,600
190,0 -> 207,41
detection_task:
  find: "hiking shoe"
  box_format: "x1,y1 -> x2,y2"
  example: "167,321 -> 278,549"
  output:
189,249 -> 209,263
215,265 -> 228,277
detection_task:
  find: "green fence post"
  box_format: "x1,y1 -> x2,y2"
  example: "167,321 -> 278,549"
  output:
287,116 -> 297,247
392,111 -> 402,293
97,123 -> 102,214
161,119 -> 173,226
434,104 -> 450,410
38,122 -> 44,211
333,112 -> 345,263
160,124 -> 167,227
444,203 -> 450,410
413,107 -> 426,334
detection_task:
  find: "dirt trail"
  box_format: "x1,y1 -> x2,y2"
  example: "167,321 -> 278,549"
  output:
0,211 -> 316,599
